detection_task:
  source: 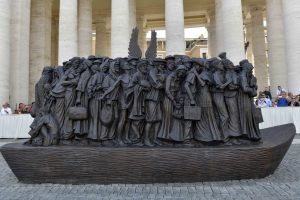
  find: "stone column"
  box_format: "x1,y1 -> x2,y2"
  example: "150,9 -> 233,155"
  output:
245,20 -> 254,64
29,0 -> 52,102
78,0 -> 92,57
267,0 -> 287,96
58,0 -> 78,64
207,10 -> 216,58
282,0 -> 300,94
10,0 -> 31,107
137,18 -> 147,56
215,0 -> 245,64
106,30 -> 111,57
51,17 -> 59,65
95,19 -> 107,56
129,0 -> 137,30
0,0 -> 10,104
165,0 -> 185,55
251,7 -> 269,92
111,0 -> 130,58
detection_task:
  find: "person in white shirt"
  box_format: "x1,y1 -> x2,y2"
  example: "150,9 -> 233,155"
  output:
276,85 -> 286,96
257,94 -> 272,108
1,102 -> 12,115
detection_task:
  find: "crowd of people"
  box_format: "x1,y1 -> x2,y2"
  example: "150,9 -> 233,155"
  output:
0,102 -> 32,115
256,86 -> 300,108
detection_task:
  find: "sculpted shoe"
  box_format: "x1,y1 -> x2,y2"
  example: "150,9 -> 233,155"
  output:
133,141 -> 144,147
144,140 -> 155,147
117,140 -> 127,147
183,140 -> 194,147
153,139 -> 162,146
231,138 -> 242,145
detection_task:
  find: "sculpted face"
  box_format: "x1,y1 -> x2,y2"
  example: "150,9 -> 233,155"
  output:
177,69 -> 186,78
140,63 -> 148,73
130,59 -> 137,66
184,62 -> 192,69
114,62 -> 120,73
167,60 -> 175,71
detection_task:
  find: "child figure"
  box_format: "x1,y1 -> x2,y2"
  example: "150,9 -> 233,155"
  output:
169,96 -> 185,142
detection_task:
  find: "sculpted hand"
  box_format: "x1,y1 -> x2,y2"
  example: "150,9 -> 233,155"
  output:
190,100 -> 196,106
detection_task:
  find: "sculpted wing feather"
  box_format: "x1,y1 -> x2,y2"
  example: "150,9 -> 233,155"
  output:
145,30 -> 157,61
128,27 -> 142,59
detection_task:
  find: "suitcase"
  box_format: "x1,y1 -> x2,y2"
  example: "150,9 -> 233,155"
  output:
68,106 -> 88,120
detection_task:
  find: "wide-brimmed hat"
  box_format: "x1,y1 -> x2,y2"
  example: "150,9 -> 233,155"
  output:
87,55 -> 97,60
218,52 -> 227,60
191,58 -> 205,66
153,58 -> 166,64
239,59 -> 249,67
82,59 -> 93,67
128,56 -> 140,62
165,55 -> 175,61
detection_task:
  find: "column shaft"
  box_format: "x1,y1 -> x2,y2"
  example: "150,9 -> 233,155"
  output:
106,31 -> 111,57
29,0 -> 52,102
0,0 -> 10,104
207,10 -> 216,58
129,0 -> 137,30
59,0 -> 78,64
251,7 -> 269,92
282,0 -> 300,94
51,17 -> 59,65
10,0 -> 31,107
78,0 -> 92,57
165,0 -> 185,55
95,19 -> 107,56
137,18 -> 146,56
111,0 -> 130,58
215,0 -> 245,64
267,0 -> 287,96
245,21 -> 254,64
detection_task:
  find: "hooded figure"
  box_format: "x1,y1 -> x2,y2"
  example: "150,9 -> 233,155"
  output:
237,60 -> 261,141
100,58 -> 122,142
126,59 -> 151,145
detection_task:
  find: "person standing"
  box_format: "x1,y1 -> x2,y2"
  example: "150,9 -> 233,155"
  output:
1,102 -> 12,115
263,87 -> 272,100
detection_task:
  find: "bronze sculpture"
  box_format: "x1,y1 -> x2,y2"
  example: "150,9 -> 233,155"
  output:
2,28 -> 296,185
27,28 -> 263,147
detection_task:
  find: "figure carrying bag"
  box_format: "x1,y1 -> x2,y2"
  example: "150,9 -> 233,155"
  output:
68,106 -> 88,120
254,107 -> 264,123
100,103 -> 115,127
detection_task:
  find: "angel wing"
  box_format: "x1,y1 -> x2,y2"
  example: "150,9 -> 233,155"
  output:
145,30 -> 157,61
128,27 -> 142,59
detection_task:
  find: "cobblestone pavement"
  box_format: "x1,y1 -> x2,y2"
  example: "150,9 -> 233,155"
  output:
0,140 -> 300,200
